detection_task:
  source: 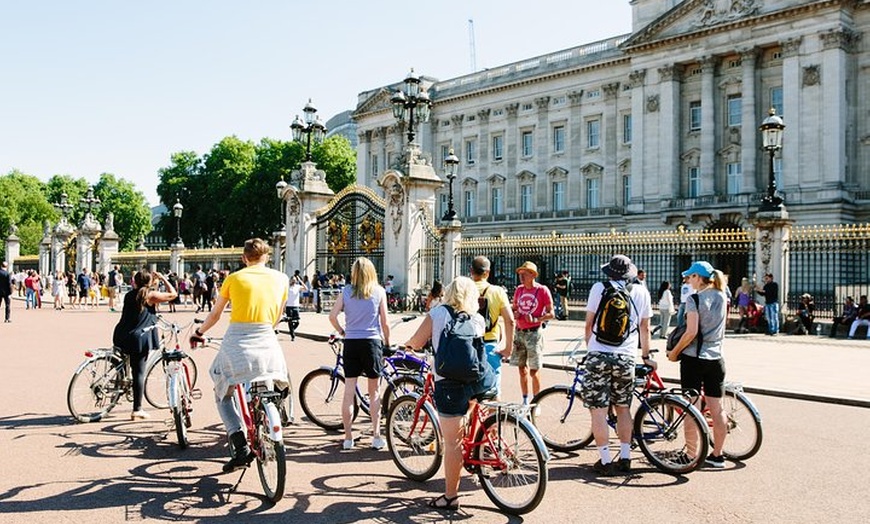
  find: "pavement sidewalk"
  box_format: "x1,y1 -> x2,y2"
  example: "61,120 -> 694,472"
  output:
291,310 -> 870,408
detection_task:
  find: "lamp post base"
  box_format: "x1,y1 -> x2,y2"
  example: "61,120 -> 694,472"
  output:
759,195 -> 783,212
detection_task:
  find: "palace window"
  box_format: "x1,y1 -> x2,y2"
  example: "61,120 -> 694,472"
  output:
491,187 -> 503,215
623,114 -> 632,144
727,95 -> 742,127
587,119 -> 600,149
623,175 -> 631,205
521,184 -> 533,213
521,131 -> 534,157
727,162 -> 742,194
770,86 -> 784,117
586,178 -> 600,209
464,189 -> 476,217
688,167 -> 700,198
690,101 -> 702,130
438,193 -> 448,219
553,125 -> 565,153
492,135 -> 504,161
465,139 -> 476,165
553,181 -> 566,211
371,154 -> 378,178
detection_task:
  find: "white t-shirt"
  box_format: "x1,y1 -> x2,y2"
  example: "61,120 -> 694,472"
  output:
586,280 -> 653,356
285,282 -> 303,307
680,283 -> 693,304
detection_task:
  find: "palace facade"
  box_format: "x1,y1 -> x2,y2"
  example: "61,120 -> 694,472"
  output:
352,0 -> 870,236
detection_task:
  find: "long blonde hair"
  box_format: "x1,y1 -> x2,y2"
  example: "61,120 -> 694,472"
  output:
350,257 -> 378,299
701,269 -> 727,292
442,276 -> 479,315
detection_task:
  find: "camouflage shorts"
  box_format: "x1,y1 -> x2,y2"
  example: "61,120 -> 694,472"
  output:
511,329 -> 544,369
581,352 -> 636,409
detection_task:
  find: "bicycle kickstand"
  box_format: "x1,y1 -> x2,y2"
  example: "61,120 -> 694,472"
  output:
226,467 -> 249,500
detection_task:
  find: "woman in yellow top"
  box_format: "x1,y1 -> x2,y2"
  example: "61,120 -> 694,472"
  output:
191,238 -> 289,472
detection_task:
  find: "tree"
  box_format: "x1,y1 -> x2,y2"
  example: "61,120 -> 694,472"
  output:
312,135 -> 357,193
93,174 -> 152,251
0,171 -> 56,260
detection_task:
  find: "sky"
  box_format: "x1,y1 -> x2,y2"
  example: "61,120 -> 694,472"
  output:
0,1 -> 633,207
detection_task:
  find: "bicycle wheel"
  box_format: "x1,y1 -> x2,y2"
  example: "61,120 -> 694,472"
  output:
255,404 -> 286,503
171,370 -> 191,449
67,355 -> 126,423
719,390 -> 763,461
633,394 -> 709,474
144,354 -> 199,410
278,373 -> 295,426
298,368 -> 356,431
381,375 -> 425,417
531,386 -> 593,452
386,395 -> 442,481
475,412 -> 548,515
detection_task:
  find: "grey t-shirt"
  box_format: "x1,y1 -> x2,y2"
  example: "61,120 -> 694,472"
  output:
684,287 -> 726,360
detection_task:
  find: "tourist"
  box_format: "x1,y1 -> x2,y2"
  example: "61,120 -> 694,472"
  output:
52,270 -> 65,310
756,273 -> 780,335
656,280 -> 674,339
511,261 -> 554,405
284,274 -> 307,341
425,280 -> 444,311
471,256 -> 514,397
847,295 -> 870,340
0,262 -> 12,323
734,277 -> 753,334
830,296 -> 857,337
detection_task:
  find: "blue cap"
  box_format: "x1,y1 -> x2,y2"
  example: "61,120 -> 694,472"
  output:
682,261 -> 714,279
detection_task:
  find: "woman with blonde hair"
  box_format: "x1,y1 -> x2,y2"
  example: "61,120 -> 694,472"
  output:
668,261 -> 729,469
404,276 -> 496,511
329,257 -> 390,451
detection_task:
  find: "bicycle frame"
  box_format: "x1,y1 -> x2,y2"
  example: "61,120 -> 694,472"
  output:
235,381 -> 283,452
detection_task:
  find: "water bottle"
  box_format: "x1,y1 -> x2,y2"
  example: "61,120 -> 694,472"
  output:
815,324 -> 822,336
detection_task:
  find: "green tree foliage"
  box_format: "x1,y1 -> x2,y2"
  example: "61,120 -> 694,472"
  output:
93,174 -> 153,251
0,171 -> 57,259
312,135 -> 357,193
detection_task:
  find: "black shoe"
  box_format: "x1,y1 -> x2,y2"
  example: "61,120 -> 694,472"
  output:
615,458 -> 631,473
222,431 -> 254,473
592,459 -> 614,476
705,453 -> 725,469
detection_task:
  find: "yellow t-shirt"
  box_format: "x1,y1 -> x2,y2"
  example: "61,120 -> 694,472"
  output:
474,279 -> 510,342
220,265 -> 288,325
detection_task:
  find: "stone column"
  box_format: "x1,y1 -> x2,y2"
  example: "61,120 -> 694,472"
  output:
753,208 -> 794,309
657,65 -> 682,201
475,108 -> 492,213
99,213 -> 120,276
534,96 -> 551,205
356,130 -> 370,187
282,161 -> 334,281
440,220 -> 462,285
780,37 -> 801,194
271,230 -> 285,271
169,243 -> 184,275
77,213 -> 101,272
568,91 -> 584,206
740,48 -> 759,193
5,226 -> 20,268
39,221 -> 51,277
819,30 -> 857,188
628,70 -> 646,205
699,56 -> 717,195
602,83 -> 620,205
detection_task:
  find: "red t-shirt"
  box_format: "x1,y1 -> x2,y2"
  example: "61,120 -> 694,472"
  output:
513,282 -> 553,330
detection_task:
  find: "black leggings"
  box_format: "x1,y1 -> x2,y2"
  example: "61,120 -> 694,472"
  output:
129,349 -> 149,411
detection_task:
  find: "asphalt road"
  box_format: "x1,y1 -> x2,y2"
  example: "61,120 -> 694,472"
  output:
0,307 -> 867,523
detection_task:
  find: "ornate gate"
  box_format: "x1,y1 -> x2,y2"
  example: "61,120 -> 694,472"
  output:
415,208 -> 442,289
314,186 -> 385,279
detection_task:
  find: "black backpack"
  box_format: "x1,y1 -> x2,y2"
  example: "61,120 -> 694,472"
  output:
592,282 -> 637,346
435,306 -> 489,384
478,285 -> 495,334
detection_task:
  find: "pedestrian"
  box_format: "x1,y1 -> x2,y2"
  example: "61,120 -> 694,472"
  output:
0,262 -> 12,323
636,268 -> 648,289
66,272 -> 77,308
676,275 -> 692,327
328,257 -> 390,451
403,276 -> 497,512
113,269 -> 177,420
511,261 -> 554,405
847,295 -> 870,339
192,265 -> 206,312
285,274 -> 307,341
554,270 -> 571,320
312,270 -> 323,313
794,293 -> 815,335
583,254 -> 653,475
425,280 -> 444,311
24,270 -> 36,310
830,296 -> 858,337
471,256 -> 515,397
52,270 -> 65,310
667,260 -> 729,468
107,265 -> 122,312
656,280 -> 674,339
756,273 -> 780,335
734,277 -> 753,333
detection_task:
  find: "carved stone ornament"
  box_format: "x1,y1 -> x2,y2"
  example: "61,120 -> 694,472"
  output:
534,96 -> 551,110
696,0 -> 761,28
567,90 -> 584,104
388,181 -> 405,244
821,29 -> 861,52
602,83 -> 620,99
505,103 -> 519,117
658,64 -> 680,82
646,95 -> 660,113
103,212 -> 115,232
7,223 -> 18,237
802,65 -> 820,87
287,192 -> 302,244
327,219 -> 350,254
760,229 -> 772,269
628,69 -> 646,88
477,108 -> 491,122
451,114 -> 464,126
81,212 -> 101,234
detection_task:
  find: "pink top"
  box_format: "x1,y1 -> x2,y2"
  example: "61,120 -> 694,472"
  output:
513,282 -> 553,330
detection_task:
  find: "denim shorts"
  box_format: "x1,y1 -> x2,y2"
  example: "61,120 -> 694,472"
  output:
433,371 -> 497,417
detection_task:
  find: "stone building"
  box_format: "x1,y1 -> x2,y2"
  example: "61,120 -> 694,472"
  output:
352,0 -> 870,236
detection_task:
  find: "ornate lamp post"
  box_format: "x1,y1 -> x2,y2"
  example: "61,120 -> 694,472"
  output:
290,99 -> 327,162
53,193 -> 73,222
759,108 -> 785,211
172,198 -> 184,244
80,187 -> 101,215
275,178 -> 288,227
390,68 -> 432,144
442,148 -> 459,221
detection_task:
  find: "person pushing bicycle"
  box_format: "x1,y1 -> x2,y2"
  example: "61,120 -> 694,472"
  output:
190,238 -> 290,473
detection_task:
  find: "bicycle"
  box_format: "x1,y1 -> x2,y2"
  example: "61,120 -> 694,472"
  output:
143,320 -> 200,410
298,318 -> 428,431
639,361 -> 763,461
531,348 -> 710,474
386,368 -> 549,515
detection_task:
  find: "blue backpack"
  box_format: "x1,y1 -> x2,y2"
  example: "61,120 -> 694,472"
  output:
435,306 -> 490,384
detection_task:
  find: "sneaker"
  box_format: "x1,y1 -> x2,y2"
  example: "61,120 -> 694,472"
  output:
342,439 -> 355,450
130,410 -> 150,420
671,452 -> 693,465
592,459 -> 614,476
706,454 -> 725,469
371,437 -> 386,450
616,458 -> 631,473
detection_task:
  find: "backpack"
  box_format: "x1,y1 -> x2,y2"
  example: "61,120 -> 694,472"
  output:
666,295 -> 702,357
592,282 -> 636,346
478,285 -> 495,333
435,306 -> 489,384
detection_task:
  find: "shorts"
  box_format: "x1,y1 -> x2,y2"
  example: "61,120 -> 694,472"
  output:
511,329 -> 543,369
433,372 -> 497,417
581,352 -> 636,409
484,342 -> 502,395
107,286 -> 118,299
342,338 -> 384,379
680,356 -> 726,398
79,289 -> 88,299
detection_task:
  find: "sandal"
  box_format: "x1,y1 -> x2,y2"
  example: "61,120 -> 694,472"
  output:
427,494 -> 460,511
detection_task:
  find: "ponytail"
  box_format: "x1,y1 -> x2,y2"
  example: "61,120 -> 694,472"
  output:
710,270 -> 727,292
132,271 -> 153,311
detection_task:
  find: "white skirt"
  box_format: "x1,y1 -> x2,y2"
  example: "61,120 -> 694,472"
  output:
210,323 -> 288,398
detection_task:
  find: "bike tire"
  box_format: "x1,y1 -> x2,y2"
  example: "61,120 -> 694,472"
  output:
386,395 -> 442,482
172,406 -> 189,449
531,386 -> 593,452
278,373 -> 295,427
255,404 -> 286,503
144,354 -> 199,410
719,390 -> 763,461
475,411 -> 548,515
299,368 -> 356,431
633,394 -> 709,474
381,375 -> 425,417
67,355 -> 126,423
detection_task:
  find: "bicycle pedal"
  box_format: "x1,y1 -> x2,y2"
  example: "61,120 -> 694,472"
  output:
191,389 -> 202,400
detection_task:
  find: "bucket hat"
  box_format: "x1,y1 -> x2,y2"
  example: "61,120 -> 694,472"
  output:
601,255 -> 638,281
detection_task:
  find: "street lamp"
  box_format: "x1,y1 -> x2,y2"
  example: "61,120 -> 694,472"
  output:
54,192 -> 73,220
442,148 -> 459,221
759,108 -> 785,211
275,178 -> 288,227
290,99 -> 327,161
80,187 -> 101,215
391,68 -> 432,144
172,198 -> 184,244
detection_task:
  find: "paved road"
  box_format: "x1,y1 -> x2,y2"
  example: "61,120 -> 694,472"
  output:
0,304 -> 868,523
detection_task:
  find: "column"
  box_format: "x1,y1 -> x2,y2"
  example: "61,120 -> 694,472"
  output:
5,227 -> 20,268
38,222 -> 51,277
699,56 -> 717,195
356,130 -> 370,187
568,90 -> 584,205
170,244 -> 183,275
602,83 -> 620,205
657,65 -> 681,200
820,30 -> 856,188
476,108 -> 492,213
100,214 -> 120,276
740,48 -> 759,193
753,213 -> 794,312
441,221 -> 462,284
534,96 -> 551,202
283,162 -> 334,281
780,38 -> 801,194
628,69 -> 645,206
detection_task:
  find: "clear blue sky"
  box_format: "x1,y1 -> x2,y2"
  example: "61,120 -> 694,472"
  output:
0,1 -> 632,206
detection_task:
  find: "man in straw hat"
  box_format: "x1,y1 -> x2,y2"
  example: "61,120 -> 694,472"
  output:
511,261 -> 554,405
584,254 -> 653,475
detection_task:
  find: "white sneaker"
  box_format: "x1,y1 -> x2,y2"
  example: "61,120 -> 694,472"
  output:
131,410 -> 150,420
342,439 -> 355,450
371,437 -> 386,450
